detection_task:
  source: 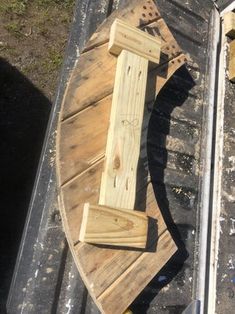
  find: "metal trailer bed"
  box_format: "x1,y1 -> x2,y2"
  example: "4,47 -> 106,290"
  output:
7,0 -> 235,313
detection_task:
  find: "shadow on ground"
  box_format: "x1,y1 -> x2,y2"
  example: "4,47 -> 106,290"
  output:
0,57 -> 51,312
130,65 -> 196,313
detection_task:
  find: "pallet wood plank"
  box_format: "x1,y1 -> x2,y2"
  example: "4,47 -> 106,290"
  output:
59,95 -> 111,184
97,230 -> 177,314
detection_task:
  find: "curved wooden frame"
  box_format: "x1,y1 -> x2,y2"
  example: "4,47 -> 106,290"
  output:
56,1 -> 188,313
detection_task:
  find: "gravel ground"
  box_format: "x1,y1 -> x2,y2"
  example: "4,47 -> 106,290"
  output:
0,1 -> 75,311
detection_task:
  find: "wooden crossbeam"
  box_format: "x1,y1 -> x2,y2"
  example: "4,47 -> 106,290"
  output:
79,203 -> 148,248
109,19 -> 161,63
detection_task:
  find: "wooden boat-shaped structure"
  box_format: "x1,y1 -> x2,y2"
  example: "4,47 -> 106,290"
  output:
56,0 -> 188,312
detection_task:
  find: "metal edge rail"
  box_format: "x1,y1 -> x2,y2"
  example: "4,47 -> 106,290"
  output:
194,7 -> 221,314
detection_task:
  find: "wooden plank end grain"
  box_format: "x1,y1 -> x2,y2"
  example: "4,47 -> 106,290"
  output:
79,203 -> 148,248
108,18 -> 161,63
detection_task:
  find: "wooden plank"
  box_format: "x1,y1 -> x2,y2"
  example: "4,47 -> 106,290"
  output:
229,39 -> 235,82
59,95 -> 111,184
83,0 -> 161,52
59,53 -> 186,185
61,18 -> 183,120
99,50 -> 148,210
61,161 -> 167,244
108,19 -> 161,63
97,230 -> 177,314
79,203 -> 148,248
224,11 -> 235,39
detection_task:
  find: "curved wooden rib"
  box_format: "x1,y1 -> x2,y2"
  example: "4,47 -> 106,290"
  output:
56,1 -> 188,313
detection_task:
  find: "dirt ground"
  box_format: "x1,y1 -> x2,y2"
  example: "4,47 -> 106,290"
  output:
0,0 -> 75,311
0,0 -> 75,99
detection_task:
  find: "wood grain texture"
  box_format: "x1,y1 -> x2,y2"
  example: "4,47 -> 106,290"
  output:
108,19 -> 161,63
98,230 -> 176,314
229,40 -> 235,82
224,11 -> 235,39
84,0 -> 161,52
61,17 -> 182,121
59,53 -> 186,185
79,203 -> 148,248
99,50 -> 148,210
56,1 -> 187,312
73,193 -> 167,301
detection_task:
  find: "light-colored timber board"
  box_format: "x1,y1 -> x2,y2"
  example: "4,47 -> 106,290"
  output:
99,50 -> 148,211
61,17 -> 182,121
57,1 -> 186,312
79,204 -> 148,248
83,0 -> 162,52
108,18 -> 161,63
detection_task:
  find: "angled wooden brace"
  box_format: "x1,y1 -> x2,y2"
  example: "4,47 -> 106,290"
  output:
79,19 -> 161,249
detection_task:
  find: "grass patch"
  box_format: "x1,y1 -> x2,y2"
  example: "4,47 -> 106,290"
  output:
42,48 -> 63,73
4,21 -> 23,37
36,0 -> 74,9
0,0 -> 29,15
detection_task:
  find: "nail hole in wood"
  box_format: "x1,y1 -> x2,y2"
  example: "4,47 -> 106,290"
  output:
127,65 -> 131,75
149,12 -> 153,17
142,13 -> 146,18
126,178 -> 129,190
143,5 -> 147,9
